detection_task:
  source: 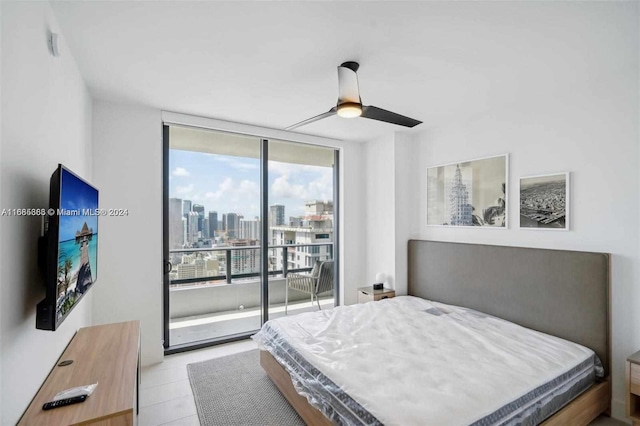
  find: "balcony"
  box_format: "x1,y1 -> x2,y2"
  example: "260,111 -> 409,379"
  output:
168,243 -> 334,346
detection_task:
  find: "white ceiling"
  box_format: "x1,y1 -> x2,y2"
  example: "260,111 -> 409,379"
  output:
51,1 -> 631,142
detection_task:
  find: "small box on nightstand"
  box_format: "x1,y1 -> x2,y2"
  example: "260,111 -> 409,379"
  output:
357,286 -> 395,304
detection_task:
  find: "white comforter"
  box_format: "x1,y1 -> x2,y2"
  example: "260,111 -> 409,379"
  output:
254,296 -> 598,426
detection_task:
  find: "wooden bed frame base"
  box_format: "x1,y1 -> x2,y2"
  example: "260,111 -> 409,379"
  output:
541,378 -> 610,426
261,350 -> 611,426
261,351 -> 332,426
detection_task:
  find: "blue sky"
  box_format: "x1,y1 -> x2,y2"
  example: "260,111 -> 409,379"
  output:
169,150 -> 333,220
59,169 -> 98,242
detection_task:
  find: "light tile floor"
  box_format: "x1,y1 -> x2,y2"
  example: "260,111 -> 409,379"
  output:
140,340 -> 627,426
139,339 -> 258,426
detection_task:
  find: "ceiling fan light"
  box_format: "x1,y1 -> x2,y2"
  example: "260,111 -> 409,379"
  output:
337,102 -> 362,118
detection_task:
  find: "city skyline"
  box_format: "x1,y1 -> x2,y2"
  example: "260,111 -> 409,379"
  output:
520,173 -> 568,229
169,149 -> 333,220
169,200 -> 334,281
167,201 -> 286,224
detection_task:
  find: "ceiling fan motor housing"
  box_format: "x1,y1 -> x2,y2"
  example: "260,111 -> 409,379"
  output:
337,63 -> 362,107
340,61 -> 360,72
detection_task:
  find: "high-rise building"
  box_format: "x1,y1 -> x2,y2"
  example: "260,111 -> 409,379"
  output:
182,217 -> 187,247
172,253 -> 219,281
182,200 -> 192,217
202,218 -> 209,239
222,214 -> 227,231
176,260 -> 206,280
269,205 -> 285,227
229,240 -> 260,274
188,211 -> 199,242
192,204 -> 205,233
176,263 -> 197,280
240,217 -> 261,240
206,258 -> 219,276
449,165 -> 473,226
209,211 -> 218,237
182,200 -> 193,243
226,213 -> 240,238
304,200 -> 332,215
270,200 -> 333,271
169,198 -> 184,249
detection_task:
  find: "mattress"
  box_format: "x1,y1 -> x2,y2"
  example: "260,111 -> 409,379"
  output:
253,296 -> 604,426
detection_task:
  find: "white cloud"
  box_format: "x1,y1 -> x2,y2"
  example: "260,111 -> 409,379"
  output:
271,167 -> 333,203
221,177 -> 235,191
172,167 -> 191,177
306,169 -> 333,201
175,184 -> 194,195
239,179 -> 258,193
202,178 -> 259,206
272,175 -> 307,199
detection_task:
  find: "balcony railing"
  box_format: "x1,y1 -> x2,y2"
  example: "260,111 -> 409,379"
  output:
169,243 -> 334,286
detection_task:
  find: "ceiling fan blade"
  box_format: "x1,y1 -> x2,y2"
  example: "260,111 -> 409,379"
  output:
361,105 -> 422,128
337,65 -> 361,104
285,107 -> 337,130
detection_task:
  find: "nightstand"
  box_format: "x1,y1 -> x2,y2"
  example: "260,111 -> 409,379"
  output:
357,286 -> 395,303
627,350 -> 640,425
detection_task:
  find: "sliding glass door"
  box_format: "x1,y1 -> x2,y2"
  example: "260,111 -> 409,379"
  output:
162,125 -> 338,352
267,140 -> 337,319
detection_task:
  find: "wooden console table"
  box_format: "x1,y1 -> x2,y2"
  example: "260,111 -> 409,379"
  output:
19,321 -> 140,425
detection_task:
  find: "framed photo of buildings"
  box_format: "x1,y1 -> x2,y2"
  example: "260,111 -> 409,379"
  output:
427,154 -> 508,228
519,172 -> 570,230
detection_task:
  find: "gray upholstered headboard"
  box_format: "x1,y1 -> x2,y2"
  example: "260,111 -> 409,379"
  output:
408,240 -> 610,375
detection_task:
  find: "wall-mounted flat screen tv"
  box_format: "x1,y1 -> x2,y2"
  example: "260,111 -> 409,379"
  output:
37,164 -> 98,330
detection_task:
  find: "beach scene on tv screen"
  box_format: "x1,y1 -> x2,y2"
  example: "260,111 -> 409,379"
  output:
56,169 -> 98,320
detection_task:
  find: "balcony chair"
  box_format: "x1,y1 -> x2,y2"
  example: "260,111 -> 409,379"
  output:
285,260 -> 334,314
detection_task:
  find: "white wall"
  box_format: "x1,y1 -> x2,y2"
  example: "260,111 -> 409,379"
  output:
92,102 -> 164,366
364,134 -> 396,289
364,3 -> 638,422
0,2 -> 93,423
340,141 -> 365,305
363,132 -> 416,296
393,132 -> 418,297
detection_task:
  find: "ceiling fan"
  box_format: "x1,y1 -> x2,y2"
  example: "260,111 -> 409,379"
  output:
285,61 -> 422,131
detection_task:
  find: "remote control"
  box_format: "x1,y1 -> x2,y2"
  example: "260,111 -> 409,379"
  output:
42,394 -> 87,410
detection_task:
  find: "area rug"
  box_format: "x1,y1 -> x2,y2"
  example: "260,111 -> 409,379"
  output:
187,349 -> 305,426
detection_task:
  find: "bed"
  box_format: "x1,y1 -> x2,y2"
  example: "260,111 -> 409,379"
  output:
254,240 -> 611,426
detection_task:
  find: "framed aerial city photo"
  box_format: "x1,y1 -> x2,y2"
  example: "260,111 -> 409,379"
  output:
427,154 -> 508,228
519,172 -> 570,230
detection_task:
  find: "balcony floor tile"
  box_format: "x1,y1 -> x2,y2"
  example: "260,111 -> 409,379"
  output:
169,298 -> 334,346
